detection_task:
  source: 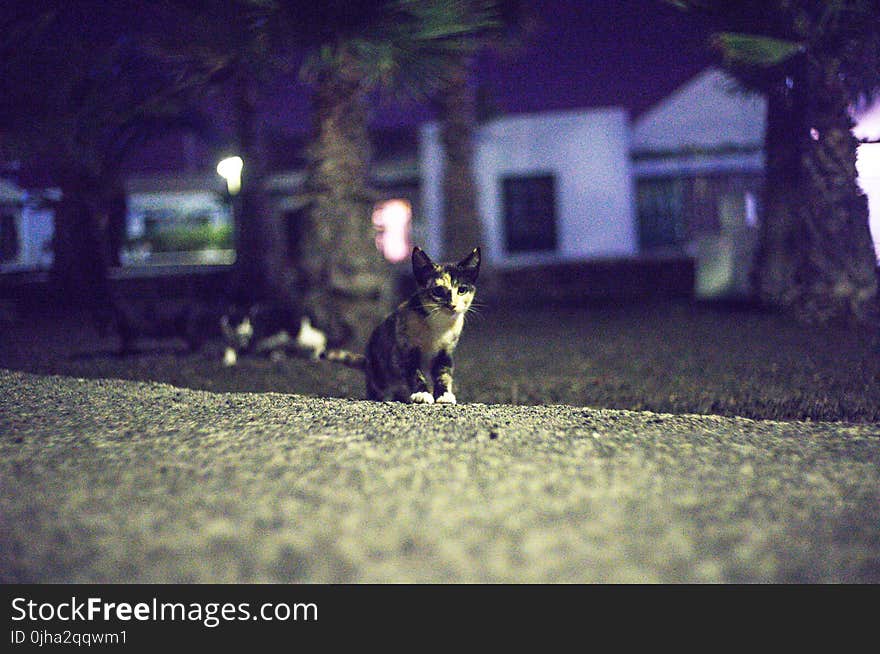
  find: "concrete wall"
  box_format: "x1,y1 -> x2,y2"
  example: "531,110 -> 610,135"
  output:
420,108 -> 637,267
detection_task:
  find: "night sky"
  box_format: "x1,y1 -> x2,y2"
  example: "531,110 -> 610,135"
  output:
473,0 -> 717,118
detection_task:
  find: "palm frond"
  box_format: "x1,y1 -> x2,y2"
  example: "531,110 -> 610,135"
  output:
299,0 -> 499,100
713,32 -> 805,67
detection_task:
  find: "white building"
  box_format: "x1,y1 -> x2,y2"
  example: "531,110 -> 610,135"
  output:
0,179 -> 56,272
854,99 -> 880,259
631,68 -> 766,298
420,108 -> 637,269
419,69 -> 762,298
419,67 -> 879,299
123,172 -> 233,267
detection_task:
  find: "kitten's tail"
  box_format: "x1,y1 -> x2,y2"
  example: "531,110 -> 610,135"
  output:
321,348 -> 366,370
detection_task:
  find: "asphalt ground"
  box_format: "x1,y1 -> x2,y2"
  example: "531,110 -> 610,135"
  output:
1,367 -> 878,583
1,301 -> 878,583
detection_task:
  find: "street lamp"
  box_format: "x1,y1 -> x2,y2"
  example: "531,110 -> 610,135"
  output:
216,156 -> 243,195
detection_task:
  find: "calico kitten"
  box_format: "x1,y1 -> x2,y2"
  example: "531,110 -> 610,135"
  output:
324,246 -> 480,404
221,303 -> 327,366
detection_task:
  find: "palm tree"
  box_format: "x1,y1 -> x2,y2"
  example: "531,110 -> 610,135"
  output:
147,2 -> 494,344
0,1 -> 206,314
285,0 -> 497,345
142,0 -> 294,309
434,2 -> 531,264
435,55 -> 482,263
667,1 -> 880,325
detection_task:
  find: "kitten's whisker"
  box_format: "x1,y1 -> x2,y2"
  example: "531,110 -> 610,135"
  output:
464,306 -> 484,322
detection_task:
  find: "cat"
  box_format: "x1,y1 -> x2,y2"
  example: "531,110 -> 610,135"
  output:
323,246 -> 480,404
220,303 -> 327,366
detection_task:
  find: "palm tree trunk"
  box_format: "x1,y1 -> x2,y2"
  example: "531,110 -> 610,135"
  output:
300,59 -> 390,347
437,59 -> 482,261
231,72 -> 285,308
752,79 -> 804,311
754,57 -> 878,325
794,55 -> 877,324
51,174 -> 113,313
100,177 -> 127,269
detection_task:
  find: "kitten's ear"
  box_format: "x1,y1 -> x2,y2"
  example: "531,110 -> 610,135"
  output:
412,247 -> 436,287
457,247 -> 481,283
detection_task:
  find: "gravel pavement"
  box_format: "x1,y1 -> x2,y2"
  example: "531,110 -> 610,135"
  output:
2,368 -> 878,583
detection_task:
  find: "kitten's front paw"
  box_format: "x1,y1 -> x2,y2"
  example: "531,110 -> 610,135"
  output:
435,391 -> 457,404
409,391 -> 435,404
223,348 -> 237,366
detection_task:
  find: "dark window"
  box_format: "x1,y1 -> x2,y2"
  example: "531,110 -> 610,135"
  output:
637,173 -> 764,254
636,178 -> 687,251
502,174 -> 557,253
0,213 -> 19,263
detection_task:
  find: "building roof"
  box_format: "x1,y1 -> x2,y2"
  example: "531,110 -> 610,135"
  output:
631,68 -> 766,156
0,178 -> 24,204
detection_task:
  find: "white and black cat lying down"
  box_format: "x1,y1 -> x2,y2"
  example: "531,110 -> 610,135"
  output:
220,303 -> 327,366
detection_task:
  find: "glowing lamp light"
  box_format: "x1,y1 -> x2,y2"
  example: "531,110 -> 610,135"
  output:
854,100 -> 880,261
856,143 -> 880,262
216,156 -> 243,195
372,199 -> 412,263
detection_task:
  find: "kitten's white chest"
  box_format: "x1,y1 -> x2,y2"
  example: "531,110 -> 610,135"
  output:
403,312 -> 464,369
425,312 -> 463,354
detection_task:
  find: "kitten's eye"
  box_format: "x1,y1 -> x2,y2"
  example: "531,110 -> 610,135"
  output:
457,285 -> 471,294
431,287 -> 446,298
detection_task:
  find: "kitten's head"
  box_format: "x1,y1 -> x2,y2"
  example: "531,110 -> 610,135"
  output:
220,305 -> 254,349
412,246 -> 480,316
